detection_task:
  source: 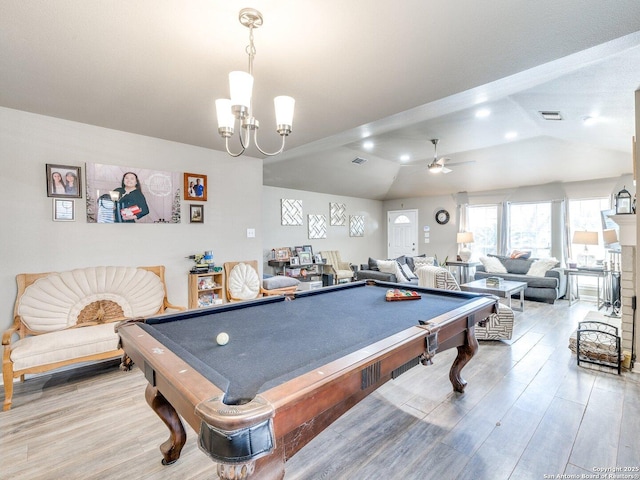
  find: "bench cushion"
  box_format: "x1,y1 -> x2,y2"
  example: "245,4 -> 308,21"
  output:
10,323 -> 120,371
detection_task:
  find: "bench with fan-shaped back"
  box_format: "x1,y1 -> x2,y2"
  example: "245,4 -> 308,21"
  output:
2,265 -> 184,411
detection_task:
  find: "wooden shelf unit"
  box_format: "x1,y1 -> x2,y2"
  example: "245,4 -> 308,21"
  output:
188,271 -> 225,309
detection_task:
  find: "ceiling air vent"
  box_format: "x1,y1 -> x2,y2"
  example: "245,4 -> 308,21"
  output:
539,111 -> 563,121
352,157 -> 368,165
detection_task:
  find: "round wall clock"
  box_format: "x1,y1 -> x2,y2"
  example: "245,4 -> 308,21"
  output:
435,209 -> 450,225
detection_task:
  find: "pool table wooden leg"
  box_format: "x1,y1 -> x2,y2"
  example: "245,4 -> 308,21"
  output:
145,383 -> 186,465
449,325 -> 479,393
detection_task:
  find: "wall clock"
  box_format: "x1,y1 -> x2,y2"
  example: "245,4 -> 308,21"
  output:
435,209 -> 450,225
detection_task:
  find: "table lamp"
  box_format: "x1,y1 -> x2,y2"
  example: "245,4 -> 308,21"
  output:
572,230 -> 598,266
457,232 -> 474,262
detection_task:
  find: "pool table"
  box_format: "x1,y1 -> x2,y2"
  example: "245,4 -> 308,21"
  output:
117,280 -> 497,480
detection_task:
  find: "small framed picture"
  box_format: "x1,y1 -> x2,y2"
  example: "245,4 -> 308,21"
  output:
46,164 -> 82,198
298,251 -> 312,265
313,254 -> 323,264
190,204 -> 204,223
53,198 -> 75,221
302,245 -> 314,257
275,247 -> 291,261
184,172 -> 207,201
289,256 -> 300,266
294,246 -> 304,256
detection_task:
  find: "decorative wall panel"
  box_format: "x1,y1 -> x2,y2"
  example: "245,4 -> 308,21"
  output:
330,202 -> 346,226
308,214 -> 327,239
350,215 -> 365,237
281,199 -> 303,226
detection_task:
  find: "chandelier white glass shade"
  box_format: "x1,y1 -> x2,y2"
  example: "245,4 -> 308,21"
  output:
215,8 -> 295,157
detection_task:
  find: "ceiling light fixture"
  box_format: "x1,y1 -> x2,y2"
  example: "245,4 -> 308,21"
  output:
215,8 -> 295,157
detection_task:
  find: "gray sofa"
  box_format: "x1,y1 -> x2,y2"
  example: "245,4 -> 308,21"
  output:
474,255 -> 566,304
355,256 -> 420,285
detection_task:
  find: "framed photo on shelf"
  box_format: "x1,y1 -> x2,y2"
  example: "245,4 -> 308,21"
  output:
52,198 -> 75,221
302,245 -> 314,257
294,246 -> 304,256
189,204 -> 204,223
184,172 -> 207,201
275,247 -> 291,261
46,164 -> 82,198
313,254 -> 323,264
289,256 -> 300,266
298,251 -> 312,265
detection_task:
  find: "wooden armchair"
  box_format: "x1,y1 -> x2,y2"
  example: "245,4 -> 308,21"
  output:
223,261 -> 299,302
319,251 -> 354,283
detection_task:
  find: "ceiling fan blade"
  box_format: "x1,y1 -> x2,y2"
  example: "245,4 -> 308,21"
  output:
441,166 -> 452,174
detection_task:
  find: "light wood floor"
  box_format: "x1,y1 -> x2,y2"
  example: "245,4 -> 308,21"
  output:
2,299 -> 639,480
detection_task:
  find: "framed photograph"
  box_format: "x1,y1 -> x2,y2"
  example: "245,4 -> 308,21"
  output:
46,164 -> 82,198
190,204 -> 204,223
298,251 -> 312,265
313,254 -> 323,264
52,198 -> 75,221
289,256 -> 300,266
302,245 -> 314,257
184,172 -> 207,201
275,247 -> 291,261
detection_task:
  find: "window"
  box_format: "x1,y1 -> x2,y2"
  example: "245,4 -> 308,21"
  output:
569,197 -> 611,263
509,202 -> 551,258
467,205 -> 498,256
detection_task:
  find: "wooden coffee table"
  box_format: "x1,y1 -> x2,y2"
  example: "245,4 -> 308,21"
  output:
460,279 -> 527,312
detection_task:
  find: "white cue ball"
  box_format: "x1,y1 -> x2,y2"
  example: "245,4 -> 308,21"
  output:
216,332 -> 229,346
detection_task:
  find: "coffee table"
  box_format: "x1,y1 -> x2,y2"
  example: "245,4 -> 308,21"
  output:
460,279 -> 527,312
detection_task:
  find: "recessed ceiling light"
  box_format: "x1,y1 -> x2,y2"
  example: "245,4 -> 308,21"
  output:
352,157 -> 367,165
539,111 -> 563,121
475,108 -> 491,118
399,154 -> 410,162
505,131 -> 518,139
363,141 -> 374,150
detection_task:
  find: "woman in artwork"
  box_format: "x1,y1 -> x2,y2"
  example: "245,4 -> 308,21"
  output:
50,172 -> 66,194
188,181 -> 195,197
112,171 -> 149,223
64,171 -> 78,195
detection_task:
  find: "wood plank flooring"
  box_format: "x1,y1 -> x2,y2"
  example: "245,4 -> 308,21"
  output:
1,299 -> 639,479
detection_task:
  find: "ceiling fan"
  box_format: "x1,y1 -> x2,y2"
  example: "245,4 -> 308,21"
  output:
428,139 -> 452,174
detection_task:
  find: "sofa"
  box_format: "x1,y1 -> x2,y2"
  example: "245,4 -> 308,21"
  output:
2,265 -> 184,410
356,255 -> 435,285
474,255 -> 567,304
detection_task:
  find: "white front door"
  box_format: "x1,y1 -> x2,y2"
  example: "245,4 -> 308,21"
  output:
387,209 -> 418,259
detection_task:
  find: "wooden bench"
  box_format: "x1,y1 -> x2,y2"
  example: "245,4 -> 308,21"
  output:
2,265 -> 184,410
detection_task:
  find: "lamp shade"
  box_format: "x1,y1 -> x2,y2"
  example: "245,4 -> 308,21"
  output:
572,231 -> 598,245
603,229 -> 618,245
457,232 -> 474,244
274,95 -> 295,127
229,71 -> 253,110
215,99 -> 235,130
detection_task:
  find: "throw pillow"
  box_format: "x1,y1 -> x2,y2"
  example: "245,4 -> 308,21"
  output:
526,257 -> 559,277
368,257 -> 380,271
479,256 -> 508,274
400,263 -> 418,280
413,256 -> 435,270
262,275 -> 300,290
376,259 -> 409,282
510,250 -> 532,259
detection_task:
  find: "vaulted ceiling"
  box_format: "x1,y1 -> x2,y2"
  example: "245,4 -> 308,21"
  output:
2,1 -> 639,200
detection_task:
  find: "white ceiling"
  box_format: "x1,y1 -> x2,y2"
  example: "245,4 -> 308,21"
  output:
2,1 -> 640,200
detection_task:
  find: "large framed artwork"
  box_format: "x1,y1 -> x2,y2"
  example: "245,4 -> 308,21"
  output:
86,163 -> 181,223
46,164 -> 82,198
184,173 -> 207,201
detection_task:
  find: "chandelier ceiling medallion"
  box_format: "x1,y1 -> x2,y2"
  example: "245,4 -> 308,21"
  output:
215,8 -> 295,157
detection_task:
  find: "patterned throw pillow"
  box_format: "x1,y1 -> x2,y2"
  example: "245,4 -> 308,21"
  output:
413,256 -> 435,270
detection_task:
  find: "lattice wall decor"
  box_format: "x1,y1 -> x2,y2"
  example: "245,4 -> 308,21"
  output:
350,215 -> 365,237
281,199 -> 303,226
330,202 -> 346,226
308,214 -> 327,239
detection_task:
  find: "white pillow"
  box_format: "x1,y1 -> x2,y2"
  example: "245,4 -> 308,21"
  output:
413,256 -> 435,269
377,259 -> 408,282
527,257 -> 558,277
228,263 -> 261,300
400,263 -> 417,280
479,256 -> 507,274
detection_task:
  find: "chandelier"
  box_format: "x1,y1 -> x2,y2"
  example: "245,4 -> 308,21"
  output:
215,8 -> 295,157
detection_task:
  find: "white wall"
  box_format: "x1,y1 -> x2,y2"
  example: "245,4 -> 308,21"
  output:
261,186 -> 385,272
0,107 -> 263,333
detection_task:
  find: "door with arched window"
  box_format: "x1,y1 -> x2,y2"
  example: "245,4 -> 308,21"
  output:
387,209 -> 418,259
